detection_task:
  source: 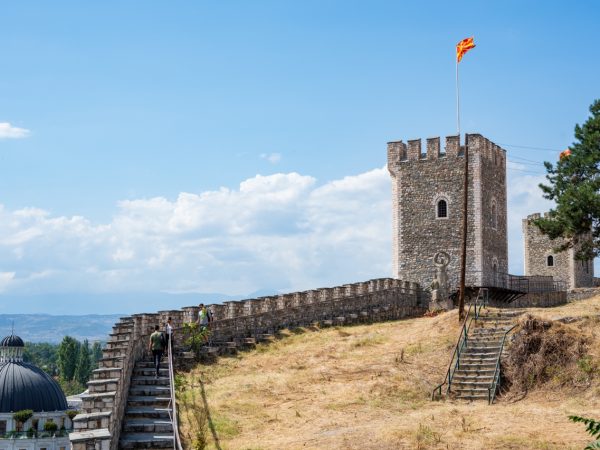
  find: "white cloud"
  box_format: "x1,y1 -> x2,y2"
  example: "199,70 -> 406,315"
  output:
0,169 -> 389,297
0,122 -> 30,139
0,272 -> 15,293
260,152 -> 282,164
0,165 -> 565,300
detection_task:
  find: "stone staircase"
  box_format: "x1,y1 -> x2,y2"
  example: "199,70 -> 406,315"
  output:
119,357 -> 175,449
71,317 -> 134,450
451,309 -> 522,402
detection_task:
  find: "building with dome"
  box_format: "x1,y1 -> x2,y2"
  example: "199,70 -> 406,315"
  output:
0,333 -> 72,450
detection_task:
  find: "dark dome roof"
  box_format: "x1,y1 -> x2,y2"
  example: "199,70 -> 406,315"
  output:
0,362 -> 68,412
0,334 -> 24,347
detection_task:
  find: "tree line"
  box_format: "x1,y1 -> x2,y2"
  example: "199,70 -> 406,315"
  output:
23,337 -> 103,395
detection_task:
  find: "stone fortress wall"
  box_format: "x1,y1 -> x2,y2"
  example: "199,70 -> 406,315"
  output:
387,134 -> 508,290
69,277 -> 426,450
523,212 -> 594,290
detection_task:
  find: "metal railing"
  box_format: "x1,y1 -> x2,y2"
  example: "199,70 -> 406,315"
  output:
447,271 -> 566,293
431,288 -> 488,400
487,324 -> 516,405
1,429 -> 73,439
167,336 -> 183,450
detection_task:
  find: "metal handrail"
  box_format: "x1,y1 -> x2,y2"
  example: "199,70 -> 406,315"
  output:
167,336 -> 183,450
487,324 -> 516,405
431,288 -> 487,400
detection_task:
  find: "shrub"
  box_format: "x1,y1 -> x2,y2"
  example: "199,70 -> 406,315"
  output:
44,421 -> 58,432
12,409 -> 33,426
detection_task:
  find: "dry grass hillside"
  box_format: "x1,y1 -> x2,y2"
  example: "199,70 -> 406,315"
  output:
177,295 -> 600,450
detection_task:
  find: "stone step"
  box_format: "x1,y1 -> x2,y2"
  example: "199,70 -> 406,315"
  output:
460,355 -> 498,362
134,368 -> 169,377
123,418 -> 173,433
199,346 -> 220,355
258,334 -> 275,342
119,432 -> 174,449
87,378 -> 120,393
476,316 -> 514,322
125,406 -> 172,419
452,375 -> 494,383
97,355 -> 125,368
104,341 -> 129,349
464,349 -> 501,356
136,360 -> 166,368
70,428 -> 112,444
454,368 -> 496,376
462,351 -> 500,358
129,385 -> 170,396
453,380 -> 493,388
458,362 -> 497,370
102,348 -> 128,358
456,393 -> 490,400
126,396 -> 171,407
92,367 -> 122,379
72,411 -> 111,431
80,391 -> 116,410
108,332 -> 131,338
131,376 -> 170,386
467,339 -> 503,345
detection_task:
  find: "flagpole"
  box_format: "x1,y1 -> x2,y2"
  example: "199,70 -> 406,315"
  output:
456,59 -> 460,137
456,50 -> 467,321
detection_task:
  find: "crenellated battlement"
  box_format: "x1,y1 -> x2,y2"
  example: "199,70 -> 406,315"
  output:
71,276 -> 426,450
524,212 -> 551,224
387,134 -> 506,174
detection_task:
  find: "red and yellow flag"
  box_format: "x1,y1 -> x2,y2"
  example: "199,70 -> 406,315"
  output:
456,37 -> 475,63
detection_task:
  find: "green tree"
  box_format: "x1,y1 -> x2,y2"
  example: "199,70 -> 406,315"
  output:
91,341 -> 103,365
23,342 -> 59,375
57,336 -> 80,381
535,99 -> 600,259
74,339 -> 92,385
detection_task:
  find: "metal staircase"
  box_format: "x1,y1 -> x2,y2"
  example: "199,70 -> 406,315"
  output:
432,289 -> 522,404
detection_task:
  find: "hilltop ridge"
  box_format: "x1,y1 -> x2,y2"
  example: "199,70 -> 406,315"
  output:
178,296 -> 600,449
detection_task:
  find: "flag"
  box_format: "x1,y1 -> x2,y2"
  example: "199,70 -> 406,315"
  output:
456,37 -> 475,63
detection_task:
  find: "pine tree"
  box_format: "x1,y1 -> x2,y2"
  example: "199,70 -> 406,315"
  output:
91,341 -> 103,365
74,339 -> 92,385
57,336 -> 80,381
535,99 -> 600,259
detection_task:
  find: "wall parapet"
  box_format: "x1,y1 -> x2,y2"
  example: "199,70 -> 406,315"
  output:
70,277 -> 424,449
387,134 -> 506,168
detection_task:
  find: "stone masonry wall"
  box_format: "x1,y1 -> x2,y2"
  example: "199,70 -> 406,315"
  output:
69,277 -> 425,450
387,134 -> 508,289
523,213 -> 594,290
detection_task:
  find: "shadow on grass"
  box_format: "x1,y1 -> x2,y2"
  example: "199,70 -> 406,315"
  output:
199,377 -> 223,450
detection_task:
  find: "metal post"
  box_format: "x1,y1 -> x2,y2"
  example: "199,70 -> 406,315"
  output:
458,134 -> 469,321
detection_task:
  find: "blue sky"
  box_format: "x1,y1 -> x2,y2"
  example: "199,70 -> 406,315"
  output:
0,1 -> 598,314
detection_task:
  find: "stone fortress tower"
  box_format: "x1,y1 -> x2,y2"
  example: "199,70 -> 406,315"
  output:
523,213 -> 595,290
387,133 -> 508,290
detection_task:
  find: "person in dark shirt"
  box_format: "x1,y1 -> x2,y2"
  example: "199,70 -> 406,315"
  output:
149,325 -> 163,379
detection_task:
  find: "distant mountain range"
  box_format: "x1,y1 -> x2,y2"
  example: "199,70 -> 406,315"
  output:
0,314 -> 123,343
0,289 -> 279,343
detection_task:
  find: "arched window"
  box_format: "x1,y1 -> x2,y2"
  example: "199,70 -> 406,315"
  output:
547,255 -> 554,267
437,199 -> 448,218
491,201 -> 498,230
